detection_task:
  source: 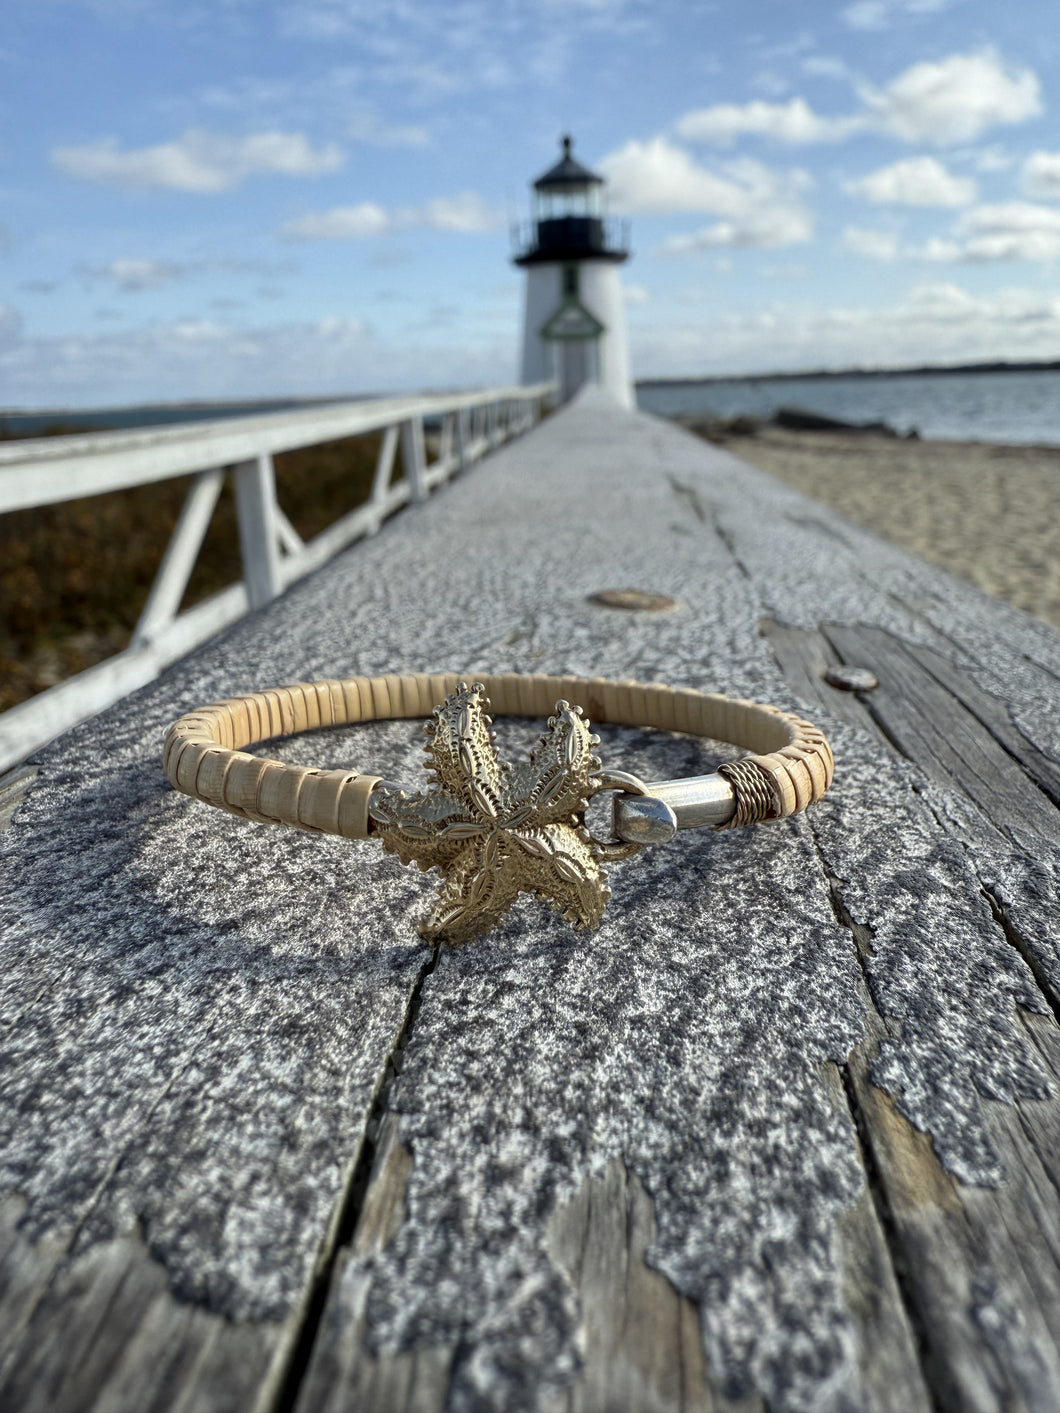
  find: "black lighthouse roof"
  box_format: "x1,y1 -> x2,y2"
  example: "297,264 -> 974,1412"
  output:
512,133 -> 629,266
533,135 -> 603,191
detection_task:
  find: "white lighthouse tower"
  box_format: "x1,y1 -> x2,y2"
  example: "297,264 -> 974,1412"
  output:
514,135 -> 633,408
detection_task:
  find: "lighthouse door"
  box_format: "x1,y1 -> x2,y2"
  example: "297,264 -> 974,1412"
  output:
540,295 -> 605,404
557,337 -> 597,402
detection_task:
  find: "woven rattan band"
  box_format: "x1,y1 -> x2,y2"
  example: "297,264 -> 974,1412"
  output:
163,672 -> 833,837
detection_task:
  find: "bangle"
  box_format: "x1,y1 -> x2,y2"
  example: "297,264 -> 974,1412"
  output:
163,673 -> 833,944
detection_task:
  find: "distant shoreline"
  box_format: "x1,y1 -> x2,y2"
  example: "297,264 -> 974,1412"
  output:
4,358 -> 1059,423
0,393 -> 355,421
635,358 -> 1060,389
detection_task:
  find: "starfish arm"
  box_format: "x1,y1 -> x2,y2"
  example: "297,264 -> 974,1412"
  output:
420,843 -> 524,945
370,785 -> 482,870
504,702 -> 600,828
422,682 -> 506,821
507,822 -> 610,930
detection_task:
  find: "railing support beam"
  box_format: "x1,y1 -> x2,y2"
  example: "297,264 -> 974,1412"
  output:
233,454 -> 283,609
130,467 -> 224,650
455,409 -> 469,476
400,418 -> 428,503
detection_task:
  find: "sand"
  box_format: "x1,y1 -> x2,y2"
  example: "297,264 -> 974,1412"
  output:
702,427 -> 1060,630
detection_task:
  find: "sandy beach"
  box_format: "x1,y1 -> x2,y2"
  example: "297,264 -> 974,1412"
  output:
691,426 -> 1060,630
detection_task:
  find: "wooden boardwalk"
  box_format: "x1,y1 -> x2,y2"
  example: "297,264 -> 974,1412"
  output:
2,392 -> 1059,1412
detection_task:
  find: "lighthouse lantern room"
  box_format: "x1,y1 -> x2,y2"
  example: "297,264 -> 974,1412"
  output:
513,136 -> 633,408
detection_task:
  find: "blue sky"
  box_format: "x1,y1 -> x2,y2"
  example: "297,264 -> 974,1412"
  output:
2,0 -> 1059,407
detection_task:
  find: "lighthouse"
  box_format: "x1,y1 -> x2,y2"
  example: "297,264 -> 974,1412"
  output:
513,135 -> 633,408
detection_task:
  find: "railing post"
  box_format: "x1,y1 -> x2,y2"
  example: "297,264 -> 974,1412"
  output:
233,453 -> 283,609
455,408 -> 469,476
400,418 -> 428,502
438,413 -> 453,473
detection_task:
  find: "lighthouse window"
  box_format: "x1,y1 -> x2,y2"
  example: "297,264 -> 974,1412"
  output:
562,264 -> 579,297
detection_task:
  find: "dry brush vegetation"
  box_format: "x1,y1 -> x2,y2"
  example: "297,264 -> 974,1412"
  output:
0,429 -> 383,713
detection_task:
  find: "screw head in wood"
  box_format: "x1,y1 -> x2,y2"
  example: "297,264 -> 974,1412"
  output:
588,588 -> 679,612
824,665 -> 879,693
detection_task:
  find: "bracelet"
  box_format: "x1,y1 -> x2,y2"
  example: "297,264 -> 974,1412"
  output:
163,673 -> 833,944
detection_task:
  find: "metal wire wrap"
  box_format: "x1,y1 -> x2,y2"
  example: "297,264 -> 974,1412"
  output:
717,758 -> 778,829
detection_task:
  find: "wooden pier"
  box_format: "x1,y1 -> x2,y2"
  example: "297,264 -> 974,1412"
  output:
2,391 -> 1059,1412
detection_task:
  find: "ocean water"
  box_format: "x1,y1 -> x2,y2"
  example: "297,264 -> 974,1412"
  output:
636,369 -> 1060,446
3,370 -> 1058,446
0,396 -> 351,440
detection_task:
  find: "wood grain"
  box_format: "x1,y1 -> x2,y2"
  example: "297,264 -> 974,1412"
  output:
0,766 -> 36,832
762,617 -> 1060,1411
3,401 -> 1060,1412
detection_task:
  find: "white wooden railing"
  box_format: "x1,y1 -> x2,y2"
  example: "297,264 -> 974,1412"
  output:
0,384 -> 554,773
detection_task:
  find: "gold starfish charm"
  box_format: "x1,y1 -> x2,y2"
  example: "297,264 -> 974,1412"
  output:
368,682 -> 615,944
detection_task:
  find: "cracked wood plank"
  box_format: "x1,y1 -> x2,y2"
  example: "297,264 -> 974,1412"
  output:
0,797 -> 436,1413
3,397 -> 1060,1412
0,1200 -> 277,1413
762,616 -> 1060,1411
821,621 -> 1058,850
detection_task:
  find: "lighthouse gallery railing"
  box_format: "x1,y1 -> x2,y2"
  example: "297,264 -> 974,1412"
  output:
0,383 -> 554,774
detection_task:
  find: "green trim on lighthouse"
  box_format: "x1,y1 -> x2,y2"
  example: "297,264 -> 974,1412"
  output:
540,297 -> 605,342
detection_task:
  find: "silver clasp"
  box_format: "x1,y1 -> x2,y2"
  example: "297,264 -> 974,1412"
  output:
610,772 -> 737,843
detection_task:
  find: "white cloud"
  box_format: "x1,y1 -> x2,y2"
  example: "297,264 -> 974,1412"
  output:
623,284 -> 650,305
801,55 -> 854,82
845,202 -> 1060,265
675,97 -> 857,146
900,203 -> 1060,263
843,227 -> 900,260
846,156 -> 976,206
843,0 -> 949,30
0,311 -> 517,407
409,192 -> 495,232
864,51 -> 1041,145
98,258 -> 186,290
347,113 -> 431,148
601,138 -> 754,213
913,237 -> 963,261
630,281 -> 1060,377
1022,151 -> 1060,200
970,145 -> 1015,173
51,129 -> 344,192
599,139 -> 813,249
76,255 -> 295,289
282,191 -> 497,240
953,202 -> 1060,262
670,51 -> 1039,159
663,211 -> 812,253
282,203 -> 390,239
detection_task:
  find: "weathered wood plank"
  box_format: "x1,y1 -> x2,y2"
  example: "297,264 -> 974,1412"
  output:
757,619 -> 890,744
760,617 -> 1060,1009
0,1205 -> 276,1413
822,622 -> 1058,848
902,638 -> 1060,808
0,766 -> 37,831
3,396 -> 1060,1412
761,616 -> 1060,1409
290,1117 -> 452,1413
829,874 -> 1060,1413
